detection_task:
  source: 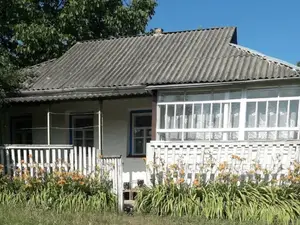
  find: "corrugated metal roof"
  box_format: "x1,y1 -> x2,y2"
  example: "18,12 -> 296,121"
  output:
11,26 -> 300,102
9,88 -> 149,103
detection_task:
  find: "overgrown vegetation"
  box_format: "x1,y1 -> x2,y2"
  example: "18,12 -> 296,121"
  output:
136,158 -> 300,225
0,167 -> 116,212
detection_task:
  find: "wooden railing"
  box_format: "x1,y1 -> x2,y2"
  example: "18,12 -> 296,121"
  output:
146,141 -> 300,185
0,145 -> 123,211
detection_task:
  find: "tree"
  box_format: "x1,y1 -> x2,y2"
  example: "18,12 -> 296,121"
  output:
297,62 -> 300,67
0,0 -> 157,68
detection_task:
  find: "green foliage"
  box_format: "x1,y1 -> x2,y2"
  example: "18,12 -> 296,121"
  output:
135,183 -> 300,225
0,49 -> 25,106
0,0 -> 157,67
0,170 -> 116,212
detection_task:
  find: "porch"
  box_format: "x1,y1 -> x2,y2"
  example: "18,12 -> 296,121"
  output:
1,97 -> 153,187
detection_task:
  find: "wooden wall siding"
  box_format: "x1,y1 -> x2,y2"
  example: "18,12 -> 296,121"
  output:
146,141 -> 300,185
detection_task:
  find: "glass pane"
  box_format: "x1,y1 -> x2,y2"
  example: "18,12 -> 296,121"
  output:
212,103 -> 221,128
75,117 -> 93,128
158,105 -> 165,129
257,102 -> 266,127
280,87 -> 300,97
146,129 -> 152,137
75,130 -> 83,138
175,105 -> 183,128
211,132 -> 222,140
134,139 -> 144,154
25,132 -> 33,144
158,93 -> 184,102
229,90 -> 242,99
163,132 -> 182,141
289,100 -> 299,127
267,101 -> 277,127
278,101 -> 288,127
85,139 -> 94,147
279,131 -> 298,139
185,104 -> 193,128
228,132 -> 238,140
74,139 -> 83,146
185,92 -> 211,101
166,105 -> 175,129
213,91 -> 226,100
158,133 -> 166,141
203,104 -> 211,128
146,138 -> 151,144
230,103 -> 240,128
134,129 -> 144,137
184,132 -> 204,140
85,130 -> 93,139
247,88 -> 278,98
193,104 -> 202,128
246,102 -> 256,128
246,132 -> 268,140
134,115 -> 151,127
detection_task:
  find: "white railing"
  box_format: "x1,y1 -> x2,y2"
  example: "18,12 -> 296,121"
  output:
146,141 -> 300,185
0,145 -> 123,211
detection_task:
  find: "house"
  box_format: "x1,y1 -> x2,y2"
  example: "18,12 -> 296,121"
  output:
1,27 -> 300,186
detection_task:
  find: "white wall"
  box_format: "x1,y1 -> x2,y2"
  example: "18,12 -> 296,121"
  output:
5,97 -> 152,185
103,97 -> 152,185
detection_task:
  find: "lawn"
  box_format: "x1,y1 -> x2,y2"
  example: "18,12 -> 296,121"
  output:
0,206 -> 299,225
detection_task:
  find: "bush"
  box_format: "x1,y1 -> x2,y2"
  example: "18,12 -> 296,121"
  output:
136,183 -> 300,224
0,167 -> 117,212
137,158 -> 300,224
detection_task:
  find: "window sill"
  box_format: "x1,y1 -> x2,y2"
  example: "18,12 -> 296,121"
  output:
127,154 -> 146,158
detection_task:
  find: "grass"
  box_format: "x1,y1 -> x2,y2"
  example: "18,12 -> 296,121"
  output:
1,206 -> 300,225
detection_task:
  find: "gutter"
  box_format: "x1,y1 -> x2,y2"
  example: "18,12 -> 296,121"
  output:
145,77 -> 300,90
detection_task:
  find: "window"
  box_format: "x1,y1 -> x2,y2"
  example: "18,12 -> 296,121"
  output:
130,111 -> 152,156
11,116 -> 32,144
157,86 -> 300,141
71,115 -> 94,147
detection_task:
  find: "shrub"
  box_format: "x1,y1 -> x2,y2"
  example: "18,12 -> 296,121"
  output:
137,157 -> 300,224
136,183 -> 300,224
0,168 -> 117,212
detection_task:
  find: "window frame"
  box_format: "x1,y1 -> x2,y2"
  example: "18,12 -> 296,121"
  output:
129,110 -> 152,157
70,114 -> 94,147
156,85 -> 300,141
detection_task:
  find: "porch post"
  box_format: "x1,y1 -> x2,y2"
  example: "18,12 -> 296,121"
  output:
47,104 -> 51,145
98,100 -> 103,155
151,91 -> 157,140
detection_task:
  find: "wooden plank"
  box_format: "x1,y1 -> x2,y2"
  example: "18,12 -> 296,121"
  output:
74,146 -> 78,171
70,147 -> 74,172
83,146 -> 87,175
6,149 -> 11,175
88,147 -> 92,174
52,148 -> 56,172
64,148 -> 68,171
151,91 -> 157,140
57,148 -> 62,171
79,146 -> 83,173
29,149 -> 33,176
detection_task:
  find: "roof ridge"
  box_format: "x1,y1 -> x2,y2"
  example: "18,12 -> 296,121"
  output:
76,26 -> 236,44
230,43 -> 300,72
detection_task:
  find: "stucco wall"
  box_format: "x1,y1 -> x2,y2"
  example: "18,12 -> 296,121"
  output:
4,97 -> 152,185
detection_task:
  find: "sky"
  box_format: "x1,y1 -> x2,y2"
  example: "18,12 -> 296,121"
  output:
147,0 -> 300,65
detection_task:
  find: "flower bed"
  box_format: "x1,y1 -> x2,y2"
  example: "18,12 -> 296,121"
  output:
0,166 -> 117,212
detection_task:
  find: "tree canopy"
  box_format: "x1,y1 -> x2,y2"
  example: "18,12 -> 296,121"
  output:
0,0 -> 157,101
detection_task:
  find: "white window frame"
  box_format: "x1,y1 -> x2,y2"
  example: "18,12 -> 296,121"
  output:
156,85 -> 300,141
130,111 -> 152,156
72,115 -> 94,147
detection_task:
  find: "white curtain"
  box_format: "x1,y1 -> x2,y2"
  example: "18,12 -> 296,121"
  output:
246,100 -> 298,140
